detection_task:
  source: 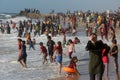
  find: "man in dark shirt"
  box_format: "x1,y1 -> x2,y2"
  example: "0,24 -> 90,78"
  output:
47,36 -> 55,63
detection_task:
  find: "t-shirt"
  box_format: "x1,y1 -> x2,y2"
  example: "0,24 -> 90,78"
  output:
21,45 -> 27,55
54,45 -> 62,54
40,46 -> 47,55
47,40 -> 55,51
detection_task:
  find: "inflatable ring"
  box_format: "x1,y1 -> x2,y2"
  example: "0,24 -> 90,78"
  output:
62,66 -> 76,73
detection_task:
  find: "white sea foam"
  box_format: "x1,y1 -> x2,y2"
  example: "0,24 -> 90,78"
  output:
5,16 -> 29,23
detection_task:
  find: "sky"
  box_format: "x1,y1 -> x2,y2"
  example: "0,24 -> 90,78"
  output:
0,0 -> 120,13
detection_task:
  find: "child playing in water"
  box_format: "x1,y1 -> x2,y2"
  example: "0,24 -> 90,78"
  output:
39,42 -> 48,64
65,56 -> 80,80
54,41 -> 63,75
68,39 -> 76,59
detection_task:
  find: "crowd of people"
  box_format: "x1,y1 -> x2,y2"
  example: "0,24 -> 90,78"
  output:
24,8 -> 40,14
0,10 -> 120,39
17,35 -> 80,80
0,10 -> 120,80
17,33 -> 119,80
86,33 -> 119,80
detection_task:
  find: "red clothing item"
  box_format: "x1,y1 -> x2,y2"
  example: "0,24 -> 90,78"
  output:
40,46 -> 47,54
69,62 -> 76,69
102,49 -> 109,63
54,45 -> 62,54
73,39 -> 77,44
18,42 -> 22,50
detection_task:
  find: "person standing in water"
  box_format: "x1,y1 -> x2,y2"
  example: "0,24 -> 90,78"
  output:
110,39 -> 119,80
85,33 -> 104,80
68,39 -> 76,59
17,39 -> 22,62
47,36 -> 55,63
101,43 -> 110,80
18,40 -> 27,68
54,41 -> 63,75
39,42 -> 48,64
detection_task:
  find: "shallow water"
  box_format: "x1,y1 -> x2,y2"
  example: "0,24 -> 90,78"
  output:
0,17 -> 119,80
0,30 -> 90,80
